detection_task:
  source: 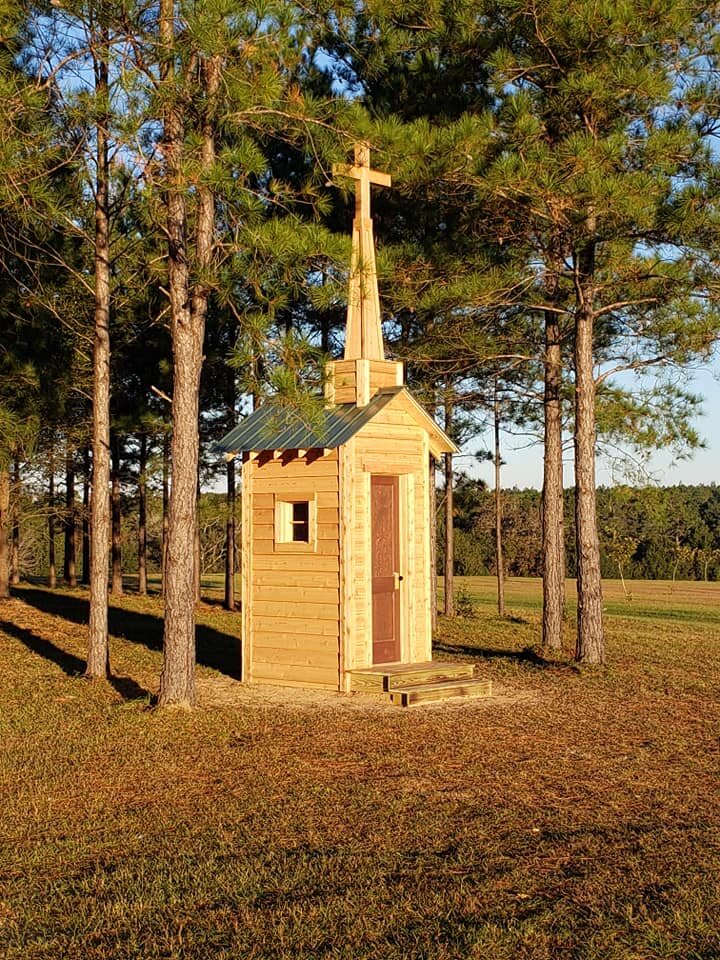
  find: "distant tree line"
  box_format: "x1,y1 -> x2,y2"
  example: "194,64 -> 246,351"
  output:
446,476 -> 720,583
14,465 -> 719,589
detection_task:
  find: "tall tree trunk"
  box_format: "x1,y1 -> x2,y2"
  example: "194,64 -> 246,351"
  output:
48,445 -> 56,589
81,447 -> 90,586
161,430 -> 169,597
494,391 -> 505,618
320,304 -> 330,354
86,25 -> 112,678
10,456 -> 20,586
194,471 -> 202,603
429,455 -> 437,631
0,465 -> 10,598
137,432 -> 148,596
110,432 -> 123,596
574,237 -> 604,663
224,360 -> 236,611
159,22 -> 220,705
224,458 -> 236,611
443,451 -> 454,617
64,443 -> 77,587
443,391 -> 455,617
542,308 -> 565,651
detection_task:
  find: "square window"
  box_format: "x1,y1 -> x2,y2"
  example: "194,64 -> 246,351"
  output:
274,495 -> 316,550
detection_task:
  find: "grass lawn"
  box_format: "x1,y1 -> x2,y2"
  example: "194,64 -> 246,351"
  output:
1,577 -> 719,959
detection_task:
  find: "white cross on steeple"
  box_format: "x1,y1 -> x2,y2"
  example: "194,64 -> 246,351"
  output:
333,143 -> 391,361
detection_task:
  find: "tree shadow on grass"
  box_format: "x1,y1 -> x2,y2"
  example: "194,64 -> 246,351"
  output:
433,641 -> 560,668
0,618 -> 151,701
14,587 -> 241,680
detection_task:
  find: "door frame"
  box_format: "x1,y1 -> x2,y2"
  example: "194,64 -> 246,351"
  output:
369,471 -> 410,666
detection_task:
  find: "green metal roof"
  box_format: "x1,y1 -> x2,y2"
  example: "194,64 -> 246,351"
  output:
214,388 -> 402,455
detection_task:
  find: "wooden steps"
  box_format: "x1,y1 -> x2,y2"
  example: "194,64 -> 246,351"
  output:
348,661 -> 492,707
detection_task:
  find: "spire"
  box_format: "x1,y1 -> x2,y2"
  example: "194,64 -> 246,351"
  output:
333,143 -> 391,360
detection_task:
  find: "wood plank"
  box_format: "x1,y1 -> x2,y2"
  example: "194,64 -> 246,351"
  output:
254,584 -> 340,604
339,440 -> 353,687
317,523 -> 339,541
253,647 -> 338,668
366,411 -> 416,428
253,477 -> 338,494
252,571 -> 339,589
252,616 -> 339,637
249,676 -> 339,691
252,554 -> 339,572
252,662 -> 339,686
369,359 -> 402,376
241,459 -> 253,683
417,430 -> 432,662
252,600 -> 339,621
252,523 -> 275,541
389,678 -> 493,707
252,632 -> 338,653
361,456 -> 420,474
254,458 -> 338,477
356,431 -> 424,447
252,539 -> 339,556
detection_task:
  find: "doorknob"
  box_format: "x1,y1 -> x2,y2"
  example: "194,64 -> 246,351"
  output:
393,572 -> 404,589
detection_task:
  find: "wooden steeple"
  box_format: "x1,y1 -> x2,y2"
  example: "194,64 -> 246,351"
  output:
326,143 -> 404,407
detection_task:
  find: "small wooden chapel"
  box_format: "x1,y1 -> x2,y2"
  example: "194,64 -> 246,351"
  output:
217,144 -> 492,705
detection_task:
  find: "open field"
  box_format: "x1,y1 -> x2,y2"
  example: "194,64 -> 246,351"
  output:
1,577 -> 719,959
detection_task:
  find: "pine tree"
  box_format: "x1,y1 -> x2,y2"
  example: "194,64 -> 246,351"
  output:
335,0 -> 720,663
139,0 -> 345,706
479,0 -> 720,662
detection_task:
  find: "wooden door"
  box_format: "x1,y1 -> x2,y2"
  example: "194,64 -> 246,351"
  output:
371,475 -> 401,664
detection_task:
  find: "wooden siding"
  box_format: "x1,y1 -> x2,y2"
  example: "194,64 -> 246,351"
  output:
244,450 -> 340,689
327,358 -> 403,406
340,402 -> 432,681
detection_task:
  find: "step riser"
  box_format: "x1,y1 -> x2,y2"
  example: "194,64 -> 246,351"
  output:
390,680 -> 493,707
348,662 -> 474,693
348,674 -> 386,693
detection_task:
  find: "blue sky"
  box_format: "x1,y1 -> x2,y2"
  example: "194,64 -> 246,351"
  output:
472,360 -> 720,490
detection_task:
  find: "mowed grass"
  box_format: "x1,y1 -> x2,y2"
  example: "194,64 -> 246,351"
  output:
1,578 -> 719,959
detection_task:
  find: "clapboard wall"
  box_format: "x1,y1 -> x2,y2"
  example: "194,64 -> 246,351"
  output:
241,449 -> 340,688
339,394 -> 432,684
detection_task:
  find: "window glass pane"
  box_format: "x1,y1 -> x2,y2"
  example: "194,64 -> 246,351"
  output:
291,501 -> 309,542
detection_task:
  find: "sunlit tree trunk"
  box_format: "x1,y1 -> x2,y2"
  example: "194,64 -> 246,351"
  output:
64,443 -> 77,587
224,360 -> 236,611
574,235 -> 604,664
137,432 -> 148,595
0,465 -> 10,599
429,455 -> 437,631
194,471 -> 202,603
159,11 -> 220,705
10,456 -> 20,586
48,444 -> 56,589
86,19 -> 112,678
110,432 -> 123,596
161,430 -> 169,597
443,395 -> 454,617
224,457 -> 236,611
494,391 -> 505,618
81,447 -> 90,586
542,307 -> 565,651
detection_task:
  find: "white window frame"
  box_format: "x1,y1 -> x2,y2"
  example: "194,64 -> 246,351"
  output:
274,493 -> 317,552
